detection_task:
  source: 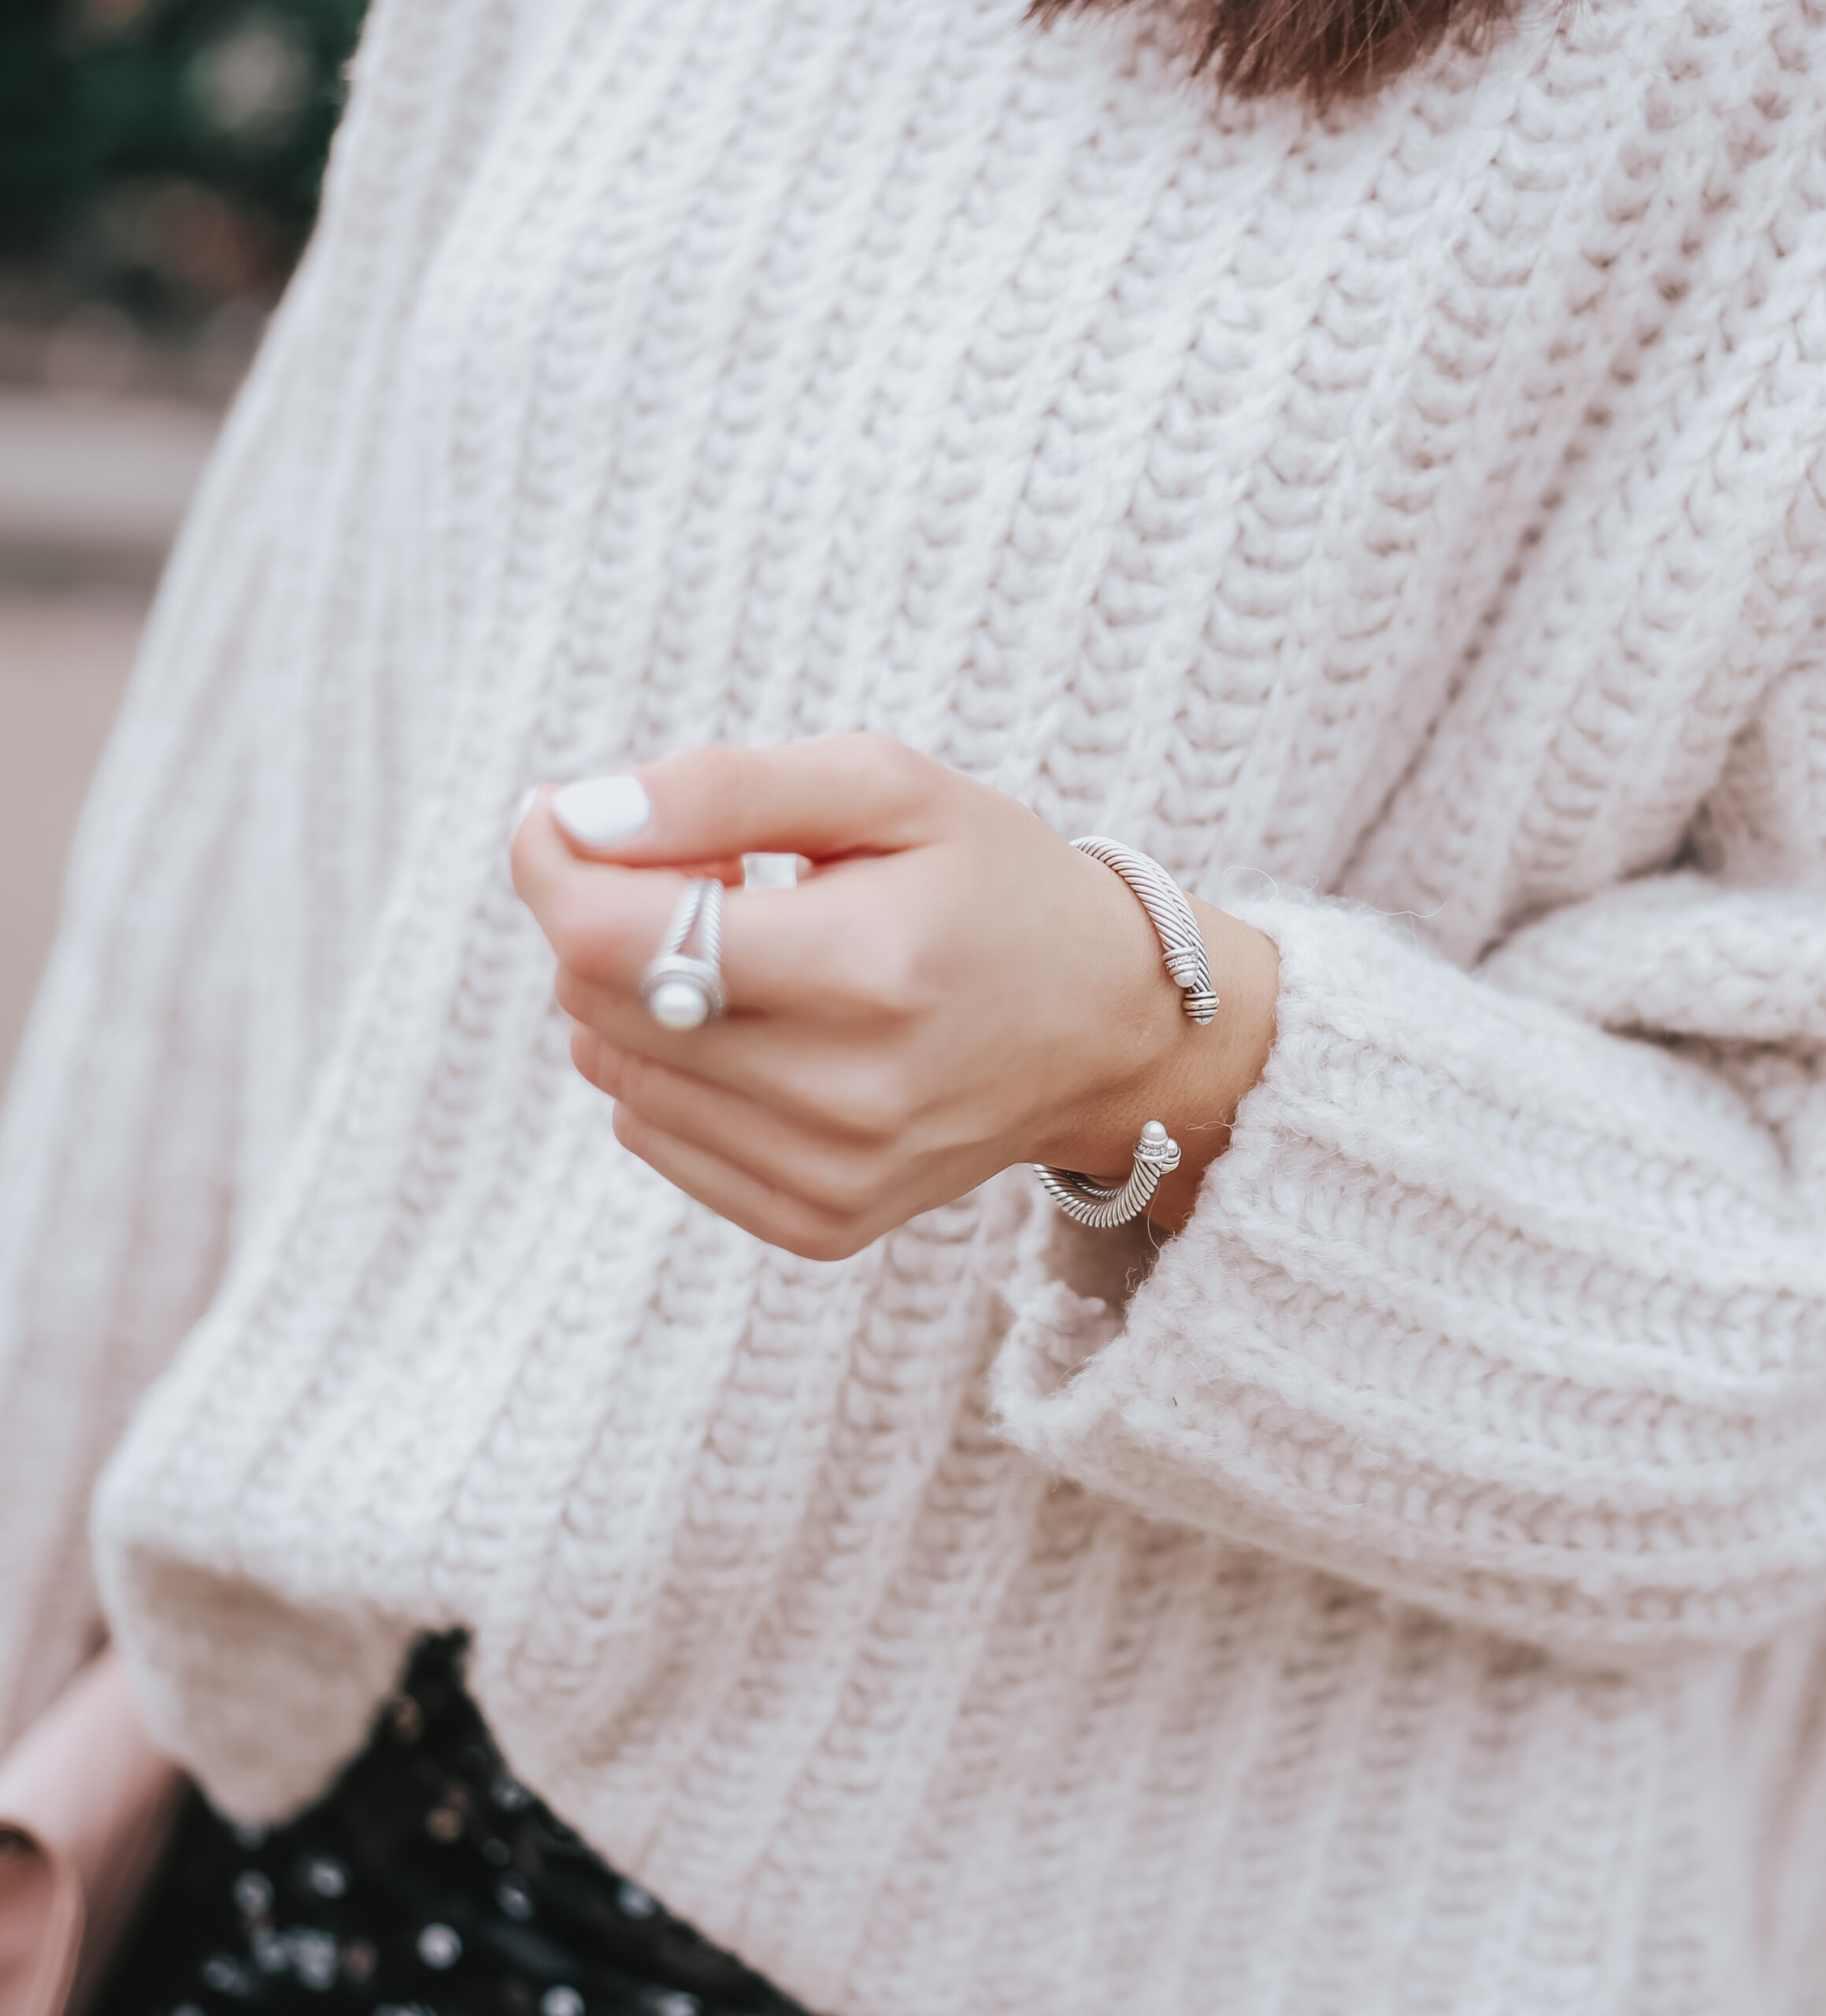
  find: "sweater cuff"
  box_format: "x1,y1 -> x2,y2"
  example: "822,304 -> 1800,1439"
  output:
991,887 -> 1826,1657
991,888 -> 1412,1488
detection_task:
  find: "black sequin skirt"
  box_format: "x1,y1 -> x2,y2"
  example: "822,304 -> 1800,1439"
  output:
94,1636 -> 815,2016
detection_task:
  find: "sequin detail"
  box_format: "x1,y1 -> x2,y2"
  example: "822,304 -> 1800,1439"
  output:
94,1635 -> 813,2016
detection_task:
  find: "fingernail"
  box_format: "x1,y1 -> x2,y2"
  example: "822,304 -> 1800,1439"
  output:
513,787 -> 538,834
551,775 -> 652,850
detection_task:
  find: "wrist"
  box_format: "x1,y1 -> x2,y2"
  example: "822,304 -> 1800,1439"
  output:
1032,894 -> 1277,1233
1139,897 -> 1278,1232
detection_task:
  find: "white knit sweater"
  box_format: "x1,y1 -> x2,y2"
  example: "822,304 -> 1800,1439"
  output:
4,0 -> 1825,2009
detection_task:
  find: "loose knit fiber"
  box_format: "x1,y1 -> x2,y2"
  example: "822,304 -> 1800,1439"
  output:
4,2 -> 1826,2011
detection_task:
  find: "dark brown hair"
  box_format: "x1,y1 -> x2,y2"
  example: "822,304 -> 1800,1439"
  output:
1029,0 -> 1519,106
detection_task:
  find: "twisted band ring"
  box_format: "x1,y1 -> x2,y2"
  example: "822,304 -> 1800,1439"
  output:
641,879 -> 728,1031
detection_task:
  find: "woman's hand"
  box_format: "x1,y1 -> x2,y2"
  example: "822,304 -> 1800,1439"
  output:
511,734 -> 1279,1261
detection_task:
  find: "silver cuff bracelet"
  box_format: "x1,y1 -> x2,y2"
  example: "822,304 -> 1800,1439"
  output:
1030,837 -> 1217,1231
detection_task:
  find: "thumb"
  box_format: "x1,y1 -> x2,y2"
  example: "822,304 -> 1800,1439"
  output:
549,732 -> 948,865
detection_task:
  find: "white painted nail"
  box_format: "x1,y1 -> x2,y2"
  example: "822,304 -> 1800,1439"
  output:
551,775 -> 652,850
513,788 -> 538,834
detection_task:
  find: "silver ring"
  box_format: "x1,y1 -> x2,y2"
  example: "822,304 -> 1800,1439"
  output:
641,879 -> 728,1030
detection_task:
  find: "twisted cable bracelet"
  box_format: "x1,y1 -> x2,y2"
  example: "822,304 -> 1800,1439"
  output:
1030,838 -> 1217,1229
1070,837 -> 1218,1024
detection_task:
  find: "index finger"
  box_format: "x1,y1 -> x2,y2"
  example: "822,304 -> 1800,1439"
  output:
549,732 -> 952,869
512,791 -> 885,1017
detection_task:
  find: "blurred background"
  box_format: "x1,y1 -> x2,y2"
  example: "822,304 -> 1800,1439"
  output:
1,0 -> 366,1081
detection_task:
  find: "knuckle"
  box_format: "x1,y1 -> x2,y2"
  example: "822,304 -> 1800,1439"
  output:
580,1043 -> 617,1098
690,742 -> 746,803
657,743 -> 746,826
783,1216 -> 867,1264
828,925 -> 927,1025
548,891 -> 647,990
551,964 -> 593,1021
847,731 -> 927,806
699,1169 -> 843,1261
869,944 -> 930,1022
544,895 -> 608,978
568,1022 -> 603,1088
791,1147 -> 906,1243
610,1099 -> 642,1154
613,1048 -> 660,1108
755,1145 -> 876,1246
824,1077 -> 912,1147
788,1156 -> 869,1223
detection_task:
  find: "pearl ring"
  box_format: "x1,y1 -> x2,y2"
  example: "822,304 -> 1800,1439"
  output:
641,878 -> 728,1032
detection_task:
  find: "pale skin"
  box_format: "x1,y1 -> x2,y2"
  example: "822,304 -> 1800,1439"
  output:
510,732 -> 1280,1263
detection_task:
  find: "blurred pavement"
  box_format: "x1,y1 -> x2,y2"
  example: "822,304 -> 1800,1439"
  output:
0,391 -> 218,591
0,391 -> 221,1088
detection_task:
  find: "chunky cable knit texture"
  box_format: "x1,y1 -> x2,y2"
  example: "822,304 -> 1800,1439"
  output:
3,2 -> 1826,2010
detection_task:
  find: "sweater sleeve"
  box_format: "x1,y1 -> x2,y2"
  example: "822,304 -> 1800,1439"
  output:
0,0 -> 525,1750
993,664 -> 1826,1663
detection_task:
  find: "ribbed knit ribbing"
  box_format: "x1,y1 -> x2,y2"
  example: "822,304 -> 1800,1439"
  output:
3,2 -> 1825,2010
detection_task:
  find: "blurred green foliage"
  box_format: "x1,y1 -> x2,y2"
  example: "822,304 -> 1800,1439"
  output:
1,0 -> 367,317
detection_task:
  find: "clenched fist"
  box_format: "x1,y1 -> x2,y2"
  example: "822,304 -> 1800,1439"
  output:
512,733 -> 1277,1260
